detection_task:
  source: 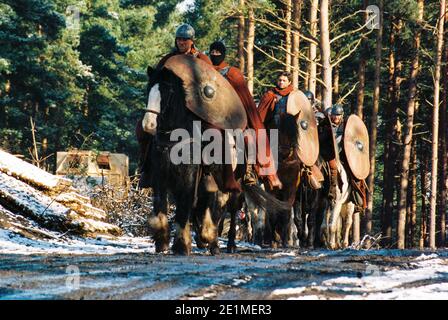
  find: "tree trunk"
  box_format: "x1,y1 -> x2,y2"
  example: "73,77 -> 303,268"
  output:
406,140 -> 417,248
381,20 -> 397,247
440,15 -> 448,247
285,0 -> 292,72
410,140 -> 418,248
308,0 -> 319,94
333,66 -> 339,102
420,154 -> 429,249
429,0 -> 445,249
320,0 -> 332,109
365,0 -> 383,241
356,59 -> 366,119
355,0 -> 369,119
292,0 -> 302,89
246,7 -> 255,94
398,0 -> 424,249
237,0 -> 246,74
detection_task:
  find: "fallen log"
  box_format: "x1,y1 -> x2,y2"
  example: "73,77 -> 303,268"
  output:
0,149 -> 72,191
0,172 -> 121,236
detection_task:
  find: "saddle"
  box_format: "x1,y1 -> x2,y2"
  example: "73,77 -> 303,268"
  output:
305,164 -> 324,190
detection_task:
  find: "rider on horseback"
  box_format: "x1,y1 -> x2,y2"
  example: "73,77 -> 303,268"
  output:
136,24 -> 212,189
319,104 -> 367,209
208,41 -> 282,191
258,71 -> 295,132
303,90 -> 325,126
318,104 -> 345,200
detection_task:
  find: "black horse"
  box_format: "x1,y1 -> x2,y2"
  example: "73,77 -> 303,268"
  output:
265,112 -> 327,249
147,67 -> 290,255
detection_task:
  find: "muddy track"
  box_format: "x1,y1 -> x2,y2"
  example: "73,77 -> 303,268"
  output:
1,248 -> 448,300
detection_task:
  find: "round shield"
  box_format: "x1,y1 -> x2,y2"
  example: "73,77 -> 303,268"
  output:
344,114 -> 370,179
287,90 -> 319,166
164,55 -> 247,130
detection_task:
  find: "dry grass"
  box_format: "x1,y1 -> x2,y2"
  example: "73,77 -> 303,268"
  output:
89,177 -> 154,237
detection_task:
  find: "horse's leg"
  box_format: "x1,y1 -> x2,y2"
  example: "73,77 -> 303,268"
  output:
307,190 -> 318,249
202,206 -> 220,255
342,202 -> 355,248
315,193 -> 327,248
172,192 -> 193,255
149,174 -> 170,253
320,204 -> 329,248
202,191 -> 228,256
226,193 -> 240,253
244,201 -> 253,242
172,173 -> 195,255
328,199 -> 343,250
245,187 -> 264,246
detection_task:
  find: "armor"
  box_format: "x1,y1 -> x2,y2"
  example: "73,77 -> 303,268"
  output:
175,24 -> 195,39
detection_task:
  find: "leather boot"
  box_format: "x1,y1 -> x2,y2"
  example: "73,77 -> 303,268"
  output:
266,173 -> 283,190
329,159 -> 338,200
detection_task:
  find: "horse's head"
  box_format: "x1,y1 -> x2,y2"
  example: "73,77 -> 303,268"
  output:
142,83 -> 161,135
278,112 -> 300,160
156,68 -> 198,133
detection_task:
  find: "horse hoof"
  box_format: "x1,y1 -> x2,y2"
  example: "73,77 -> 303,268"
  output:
209,245 -> 221,256
227,245 -> 237,253
155,241 -> 169,253
172,240 -> 191,256
194,235 -> 207,249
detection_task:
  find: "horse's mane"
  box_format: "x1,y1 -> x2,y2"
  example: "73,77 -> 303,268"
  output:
279,113 -> 299,147
157,68 -> 199,133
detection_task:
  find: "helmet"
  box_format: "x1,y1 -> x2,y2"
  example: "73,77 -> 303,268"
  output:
331,104 -> 344,116
303,90 -> 315,103
175,24 -> 195,40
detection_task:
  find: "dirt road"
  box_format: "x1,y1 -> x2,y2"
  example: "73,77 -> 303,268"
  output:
1,247 -> 448,300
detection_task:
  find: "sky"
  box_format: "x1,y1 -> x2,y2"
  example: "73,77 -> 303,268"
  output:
176,0 -> 195,13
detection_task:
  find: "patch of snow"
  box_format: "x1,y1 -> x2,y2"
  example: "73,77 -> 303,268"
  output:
272,251 -> 297,257
232,275 -> 252,286
271,287 -> 306,296
0,149 -> 70,190
289,295 -> 322,300
362,283 -> 448,300
0,172 -> 71,221
414,253 -> 439,261
0,229 -> 154,255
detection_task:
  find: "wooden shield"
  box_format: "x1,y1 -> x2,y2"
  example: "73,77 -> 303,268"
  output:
318,114 -> 339,163
344,114 -> 370,180
287,90 -> 319,166
164,55 -> 247,130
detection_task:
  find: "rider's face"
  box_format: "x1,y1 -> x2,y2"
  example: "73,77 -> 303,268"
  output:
210,49 -> 222,56
331,115 -> 343,125
277,76 -> 291,89
176,37 -> 193,53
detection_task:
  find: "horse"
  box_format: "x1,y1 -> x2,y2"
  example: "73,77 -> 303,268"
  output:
294,157 -> 328,249
144,66 -> 290,255
320,160 -> 355,249
261,112 -> 301,248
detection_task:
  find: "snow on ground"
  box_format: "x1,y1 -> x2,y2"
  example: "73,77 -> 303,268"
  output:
270,252 -> 448,300
0,149 -> 70,190
0,229 -> 155,255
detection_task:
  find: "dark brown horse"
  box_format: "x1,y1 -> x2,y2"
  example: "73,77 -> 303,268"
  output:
146,67 -> 290,255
